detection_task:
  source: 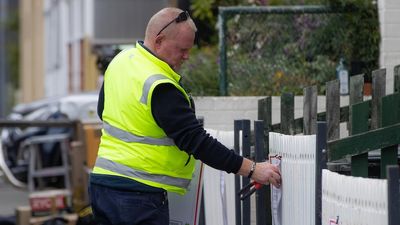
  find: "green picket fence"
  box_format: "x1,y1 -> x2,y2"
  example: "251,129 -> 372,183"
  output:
253,64 -> 400,225
258,64 -> 400,178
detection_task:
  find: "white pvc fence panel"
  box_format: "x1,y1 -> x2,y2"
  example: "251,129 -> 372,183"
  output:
322,169 -> 388,225
203,129 -> 236,225
269,132 -> 316,225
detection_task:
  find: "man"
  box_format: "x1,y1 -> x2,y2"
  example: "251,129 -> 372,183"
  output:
89,7 -> 281,225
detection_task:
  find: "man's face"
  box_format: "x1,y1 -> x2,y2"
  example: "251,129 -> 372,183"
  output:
156,25 -> 195,71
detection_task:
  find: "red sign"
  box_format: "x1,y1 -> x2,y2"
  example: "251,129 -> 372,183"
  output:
30,195 -> 67,212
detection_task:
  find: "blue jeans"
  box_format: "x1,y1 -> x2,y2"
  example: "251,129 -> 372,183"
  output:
89,183 -> 169,225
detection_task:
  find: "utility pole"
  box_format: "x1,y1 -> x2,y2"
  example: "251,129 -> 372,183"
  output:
0,0 -> 9,118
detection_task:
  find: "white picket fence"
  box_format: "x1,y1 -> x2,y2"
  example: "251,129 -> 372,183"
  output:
269,132 -> 317,225
203,129 -> 236,225
201,130 -> 393,225
322,169 -> 388,225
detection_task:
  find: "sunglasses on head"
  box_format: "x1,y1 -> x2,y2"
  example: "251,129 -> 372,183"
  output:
157,11 -> 190,36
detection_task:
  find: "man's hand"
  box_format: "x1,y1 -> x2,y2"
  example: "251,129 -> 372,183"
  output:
238,158 -> 281,188
252,161 -> 281,188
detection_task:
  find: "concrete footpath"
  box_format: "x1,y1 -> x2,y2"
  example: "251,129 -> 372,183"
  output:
0,173 -> 29,216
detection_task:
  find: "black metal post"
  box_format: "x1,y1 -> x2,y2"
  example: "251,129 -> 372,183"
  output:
234,120 -> 251,225
234,120 -> 242,225
315,121 -> 327,225
254,120 -> 270,225
387,165 -> 400,225
198,116 -> 205,225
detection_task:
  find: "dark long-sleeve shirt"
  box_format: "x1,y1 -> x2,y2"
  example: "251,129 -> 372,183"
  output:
91,45 -> 243,192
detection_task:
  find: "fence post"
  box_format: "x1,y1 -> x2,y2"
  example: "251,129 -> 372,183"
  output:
325,80 -> 340,173
258,97 -> 272,146
315,121 -> 327,225
234,120 -> 242,225
371,68 -> 386,130
349,74 -> 369,177
257,98 -> 273,225
326,80 -> 340,141
350,101 -> 369,177
281,92 -> 294,135
380,92 -> 400,178
254,120 -> 269,225
234,120 -> 251,225
303,86 -> 318,135
371,69 -> 386,177
387,165 -> 400,225
349,74 -> 364,133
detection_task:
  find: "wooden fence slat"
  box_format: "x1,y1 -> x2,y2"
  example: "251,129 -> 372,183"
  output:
303,86 -> 318,135
326,80 -> 340,141
371,69 -> 386,129
328,123 -> 400,162
349,74 -> 364,134
382,93 -> 400,126
350,74 -> 365,104
350,101 -> 370,177
280,93 -> 294,135
258,97 -> 272,149
380,93 -> 400,178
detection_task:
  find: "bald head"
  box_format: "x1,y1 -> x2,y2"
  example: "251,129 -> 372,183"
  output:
143,8 -> 197,71
144,8 -> 197,50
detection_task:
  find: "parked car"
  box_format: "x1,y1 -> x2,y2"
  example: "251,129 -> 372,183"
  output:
0,92 -> 100,188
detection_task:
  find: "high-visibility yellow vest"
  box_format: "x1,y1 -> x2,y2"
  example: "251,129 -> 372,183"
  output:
92,42 -> 195,194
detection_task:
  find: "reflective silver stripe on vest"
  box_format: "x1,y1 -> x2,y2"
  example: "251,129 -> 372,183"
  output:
140,74 -> 169,104
95,157 -> 191,189
103,121 -> 175,146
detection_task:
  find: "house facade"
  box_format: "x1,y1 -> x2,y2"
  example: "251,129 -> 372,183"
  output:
19,0 -> 175,102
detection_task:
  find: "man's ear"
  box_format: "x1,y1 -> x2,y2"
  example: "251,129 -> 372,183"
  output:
154,35 -> 164,49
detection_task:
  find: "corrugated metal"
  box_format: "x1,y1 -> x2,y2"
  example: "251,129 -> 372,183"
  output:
93,0 -> 169,44
322,169 -> 388,225
269,132 -> 317,225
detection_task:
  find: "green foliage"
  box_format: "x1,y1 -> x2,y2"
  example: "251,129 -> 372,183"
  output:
225,12 -> 340,95
324,0 -> 380,81
227,42 -> 336,95
179,47 -> 220,96
188,0 -> 380,95
191,0 -> 216,21
191,0 -> 249,46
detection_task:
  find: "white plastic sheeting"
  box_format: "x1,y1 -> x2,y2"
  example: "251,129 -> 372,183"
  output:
269,132 -> 316,225
322,169 -> 388,225
203,129 -> 236,225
